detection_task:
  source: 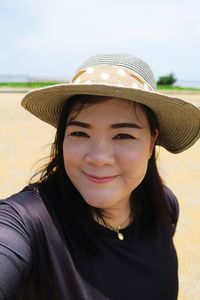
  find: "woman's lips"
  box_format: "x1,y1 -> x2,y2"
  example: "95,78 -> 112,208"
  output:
83,172 -> 118,184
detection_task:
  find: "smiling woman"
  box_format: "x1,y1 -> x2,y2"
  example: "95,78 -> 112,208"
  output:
63,97 -> 158,223
0,53 -> 200,300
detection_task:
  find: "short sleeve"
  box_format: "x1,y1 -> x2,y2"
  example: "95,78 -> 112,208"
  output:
0,201 -> 33,299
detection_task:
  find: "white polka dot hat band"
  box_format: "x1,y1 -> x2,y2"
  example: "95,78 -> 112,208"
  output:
21,53 -> 200,153
71,65 -> 154,92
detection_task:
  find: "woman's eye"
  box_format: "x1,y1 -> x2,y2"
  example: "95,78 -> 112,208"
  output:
70,131 -> 89,138
114,133 -> 135,140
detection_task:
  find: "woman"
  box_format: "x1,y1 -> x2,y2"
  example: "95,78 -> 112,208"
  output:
0,54 -> 200,300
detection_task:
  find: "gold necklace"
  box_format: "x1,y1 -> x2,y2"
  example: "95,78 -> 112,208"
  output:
103,214 -> 132,241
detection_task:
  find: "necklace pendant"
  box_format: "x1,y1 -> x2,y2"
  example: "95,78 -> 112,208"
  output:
118,232 -> 124,240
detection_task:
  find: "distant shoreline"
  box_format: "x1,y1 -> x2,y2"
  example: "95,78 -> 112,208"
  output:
0,82 -> 200,94
1,87 -> 200,95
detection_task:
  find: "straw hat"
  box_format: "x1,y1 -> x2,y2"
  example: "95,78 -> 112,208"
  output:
21,53 -> 200,153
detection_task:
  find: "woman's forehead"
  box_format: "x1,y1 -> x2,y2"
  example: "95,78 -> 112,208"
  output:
67,97 -> 149,128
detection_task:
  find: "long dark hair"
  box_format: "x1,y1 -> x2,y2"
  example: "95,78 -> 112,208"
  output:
35,95 -> 171,252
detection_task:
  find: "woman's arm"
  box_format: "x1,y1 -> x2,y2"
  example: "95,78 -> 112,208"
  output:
0,202 -> 33,299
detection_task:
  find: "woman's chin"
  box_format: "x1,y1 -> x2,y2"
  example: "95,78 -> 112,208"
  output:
82,195 -> 114,208
81,192 -> 129,209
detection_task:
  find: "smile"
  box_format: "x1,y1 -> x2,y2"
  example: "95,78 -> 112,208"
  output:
83,172 -> 118,184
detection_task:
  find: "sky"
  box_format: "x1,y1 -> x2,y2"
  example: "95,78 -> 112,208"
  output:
0,0 -> 200,81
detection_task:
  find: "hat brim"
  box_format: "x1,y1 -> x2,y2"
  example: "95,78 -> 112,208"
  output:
21,83 -> 200,154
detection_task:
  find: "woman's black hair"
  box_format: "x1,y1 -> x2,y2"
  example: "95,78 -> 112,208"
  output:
35,95 -> 171,253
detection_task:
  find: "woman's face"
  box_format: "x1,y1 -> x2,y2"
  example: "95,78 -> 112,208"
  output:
63,98 -> 158,210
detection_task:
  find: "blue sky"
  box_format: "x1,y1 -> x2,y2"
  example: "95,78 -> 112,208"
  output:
0,0 -> 199,81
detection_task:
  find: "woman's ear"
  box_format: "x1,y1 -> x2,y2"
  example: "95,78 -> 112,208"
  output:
149,129 -> 159,158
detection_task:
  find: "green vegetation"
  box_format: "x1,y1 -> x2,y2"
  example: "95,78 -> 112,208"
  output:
157,85 -> 200,92
157,73 -> 177,85
156,73 -> 200,91
0,81 -> 63,88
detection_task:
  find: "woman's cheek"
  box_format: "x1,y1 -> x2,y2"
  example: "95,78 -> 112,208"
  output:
120,145 -> 149,175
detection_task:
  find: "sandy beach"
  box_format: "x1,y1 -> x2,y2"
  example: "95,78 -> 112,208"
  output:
0,91 -> 200,299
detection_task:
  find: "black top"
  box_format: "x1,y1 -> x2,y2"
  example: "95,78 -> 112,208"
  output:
0,185 -> 179,300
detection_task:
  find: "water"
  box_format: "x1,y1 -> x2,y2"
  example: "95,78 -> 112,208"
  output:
0,75 -> 65,82
175,80 -> 200,88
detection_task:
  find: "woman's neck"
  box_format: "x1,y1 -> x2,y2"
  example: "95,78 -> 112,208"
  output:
93,201 -> 133,229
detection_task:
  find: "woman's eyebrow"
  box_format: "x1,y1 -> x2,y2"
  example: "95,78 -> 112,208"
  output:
66,121 -> 90,128
111,122 -> 143,129
66,121 -> 143,129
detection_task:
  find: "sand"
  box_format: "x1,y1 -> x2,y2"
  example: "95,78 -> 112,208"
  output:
0,91 -> 200,299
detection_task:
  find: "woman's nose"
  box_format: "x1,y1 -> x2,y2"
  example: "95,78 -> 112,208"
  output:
84,139 -> 115,166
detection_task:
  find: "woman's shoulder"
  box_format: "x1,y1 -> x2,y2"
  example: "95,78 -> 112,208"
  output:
163,185 -> 179,224
1,185 -> 43,214
163,185 -> 179,237
0,185 -> 53,236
